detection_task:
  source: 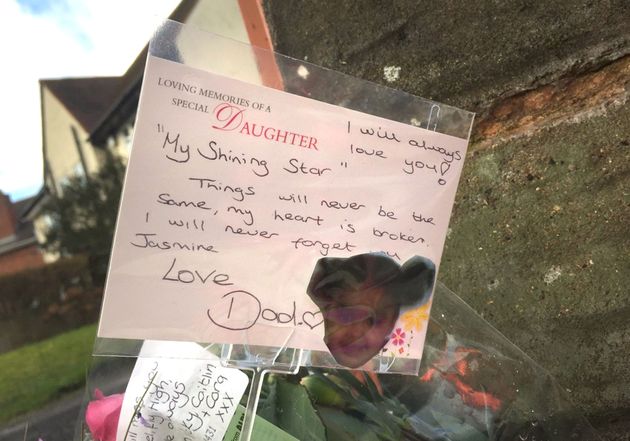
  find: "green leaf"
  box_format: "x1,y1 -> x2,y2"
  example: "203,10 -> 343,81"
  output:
358,372 -> 384,400
335,370 -> 374,401
351,401 -> 402,440
301,374 -> 349,407
274,380 -> 327,441
225,405 -> 299,441
257,374 -> 279,424
317,407 -> 382,441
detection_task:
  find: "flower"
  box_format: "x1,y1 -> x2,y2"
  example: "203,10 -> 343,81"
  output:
85,389 -> 124,441
400,301 -> 431,331
391,328 -> 406,346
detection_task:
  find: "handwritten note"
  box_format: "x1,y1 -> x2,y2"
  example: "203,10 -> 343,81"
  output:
116,342 -> 248,441
98,55 -> 469,362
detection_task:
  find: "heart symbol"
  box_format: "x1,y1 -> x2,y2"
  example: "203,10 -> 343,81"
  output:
302,310 -> 324,329
440,161 -> 451,176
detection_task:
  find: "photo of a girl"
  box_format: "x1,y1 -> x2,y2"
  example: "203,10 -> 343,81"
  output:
307,253 -> 435,368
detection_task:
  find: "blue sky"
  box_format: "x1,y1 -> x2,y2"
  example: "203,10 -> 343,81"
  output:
17,0 -> 63,15
17,0 -> 91,48
0,0 -> 181,201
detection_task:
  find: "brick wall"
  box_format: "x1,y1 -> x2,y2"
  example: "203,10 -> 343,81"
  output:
0,191 -> 16,239
0,244 -> 45,276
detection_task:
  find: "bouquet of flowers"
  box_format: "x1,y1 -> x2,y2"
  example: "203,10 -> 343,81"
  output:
77,283 -> 600,441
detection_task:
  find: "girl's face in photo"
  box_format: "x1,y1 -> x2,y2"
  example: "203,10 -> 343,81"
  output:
307,253 -> 435,369
316,285 -> 400,368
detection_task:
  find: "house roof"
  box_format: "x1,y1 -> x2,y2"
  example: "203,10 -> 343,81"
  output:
41,76 -> 122,133
17,188 -> 48,221
40,0 -> 201,141
0,194 -> 40,256
13,193 -> 40,219
89,0 -> 201,147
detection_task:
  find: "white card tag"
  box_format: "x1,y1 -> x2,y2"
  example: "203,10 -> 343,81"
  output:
116,343 -> 248,441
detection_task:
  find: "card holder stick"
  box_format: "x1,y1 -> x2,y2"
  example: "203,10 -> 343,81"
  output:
221,336 -> 303,441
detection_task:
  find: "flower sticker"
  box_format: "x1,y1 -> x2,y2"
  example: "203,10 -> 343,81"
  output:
391,328 -> 406,346
400,301 -> 431,332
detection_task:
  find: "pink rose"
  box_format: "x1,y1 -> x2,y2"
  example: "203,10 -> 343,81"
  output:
85,389 -> 124,441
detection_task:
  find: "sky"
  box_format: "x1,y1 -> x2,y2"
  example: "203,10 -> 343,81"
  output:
0,0 -> 182,201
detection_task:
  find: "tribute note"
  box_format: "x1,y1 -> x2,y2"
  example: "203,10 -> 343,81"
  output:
116,342 -> 248,441
98,55 -> 469,363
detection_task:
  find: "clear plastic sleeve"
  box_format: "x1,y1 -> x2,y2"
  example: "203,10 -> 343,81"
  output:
94,19 -> 475,376
76,19 -> 601,441
76,283 -> 601,441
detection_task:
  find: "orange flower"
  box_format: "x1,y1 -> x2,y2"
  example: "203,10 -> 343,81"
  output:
400,301 -> 431,331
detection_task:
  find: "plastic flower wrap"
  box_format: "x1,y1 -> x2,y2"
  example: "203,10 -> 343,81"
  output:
76,284 -> 601,441
254,283 -> 601,441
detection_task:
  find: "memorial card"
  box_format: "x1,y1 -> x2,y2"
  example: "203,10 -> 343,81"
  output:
98,53 -> 470,369
116,342 -> 248,441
